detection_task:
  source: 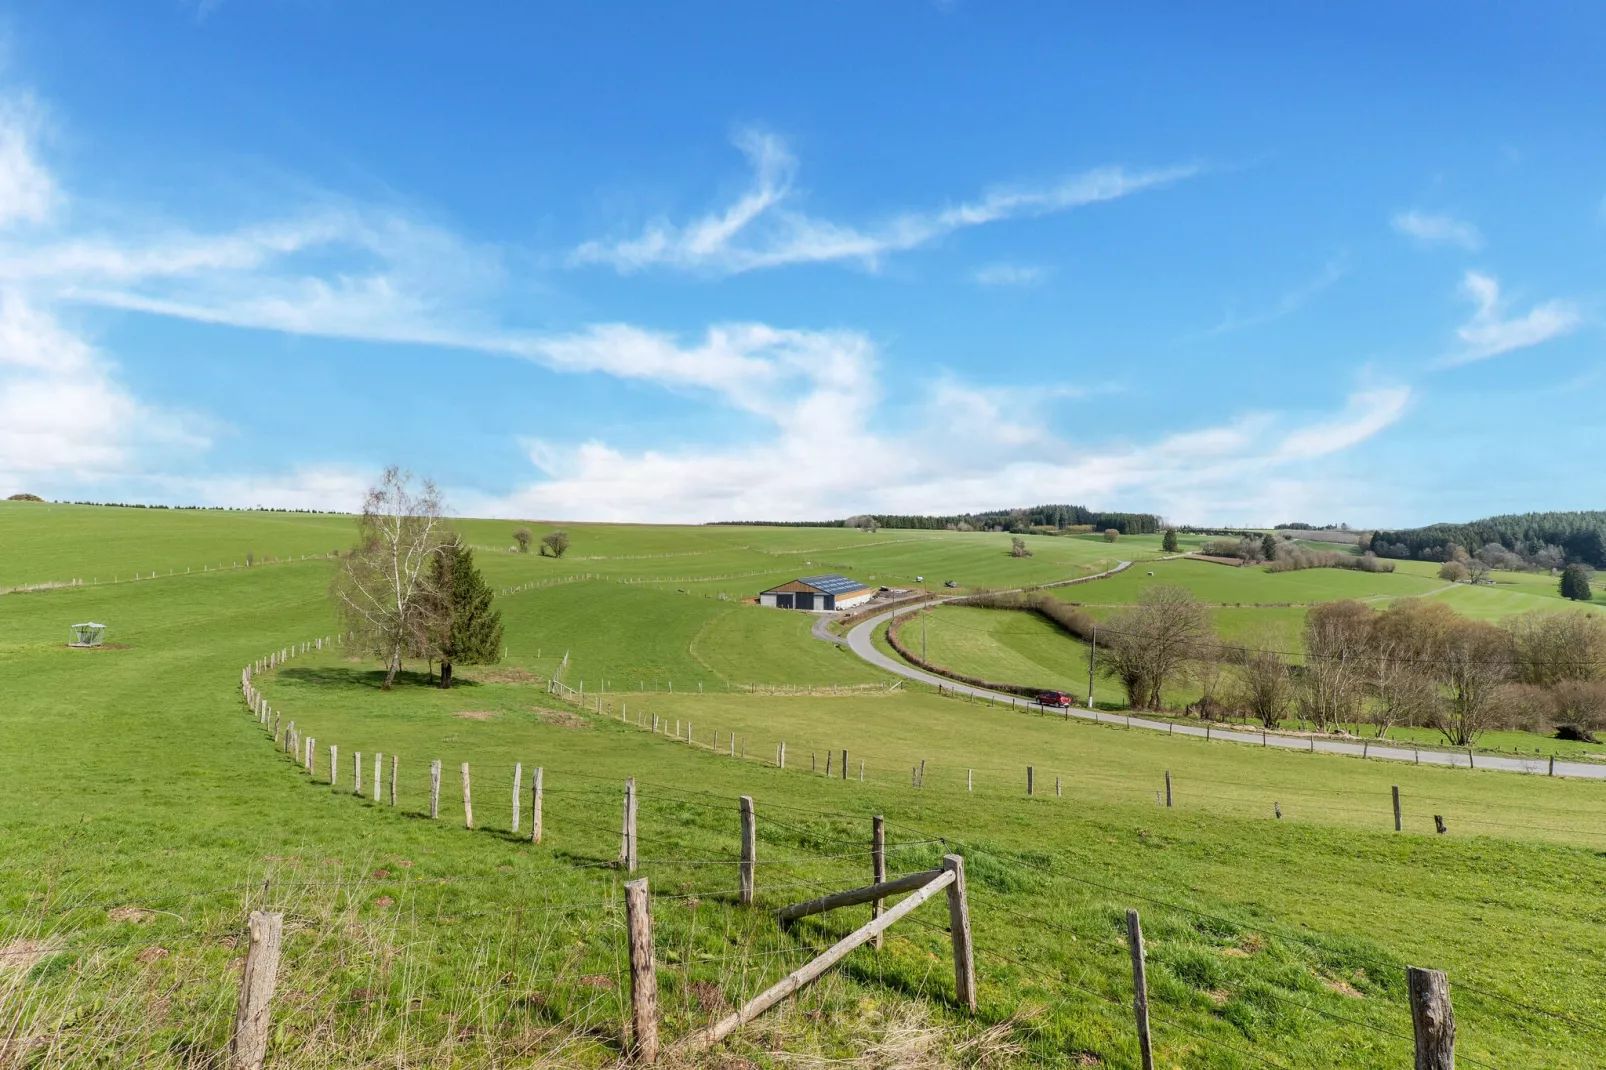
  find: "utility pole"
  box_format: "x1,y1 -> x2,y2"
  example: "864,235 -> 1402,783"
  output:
921,604 -> 927,662
1086,624 -> 1096,708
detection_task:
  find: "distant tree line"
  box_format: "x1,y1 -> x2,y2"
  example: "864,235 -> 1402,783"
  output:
1092,586 -> 1606,746
714,504 -> 1164,535
1370,510 -> 1606,569
54,500 -> 352,514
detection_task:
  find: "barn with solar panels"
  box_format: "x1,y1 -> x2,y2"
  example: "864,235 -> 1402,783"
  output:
758,573 -> 872,611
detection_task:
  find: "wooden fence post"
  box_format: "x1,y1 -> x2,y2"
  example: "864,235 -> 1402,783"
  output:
739,795 -> 756,906
329,745 -> 337,788
779,742 -> 786,769
354,752 -> 362,797
512,763 -> 523,833
531,766 -> 544,843
624,878 -> 658,1064
227,910 -> 283,1070
1393,785 -> 1402,832
871,815 -> 886,950
390,755 -> 397,806
305,737 -> 314,775
841,749 -> 847,780
1027,766 -> 1034,796
942,855 -> 976,1012
373,753 -> 382,803
621,778 -> 638,872
461,763 -> 474,829
430,759 -> 441,819
1407,966 -> 1455,1069
1165,771 -> 1172,808
1126,909 -> 1154,1070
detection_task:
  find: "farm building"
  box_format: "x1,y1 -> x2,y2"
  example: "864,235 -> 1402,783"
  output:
758,574 -> 872,611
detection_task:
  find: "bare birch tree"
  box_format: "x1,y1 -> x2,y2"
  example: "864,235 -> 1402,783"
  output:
332,468 -> 449,690
1100,584 -> 1211,710
1298,601 -> 1372,731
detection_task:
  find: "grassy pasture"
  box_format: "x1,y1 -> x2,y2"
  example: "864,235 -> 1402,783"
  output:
4,506 -> 1606,1066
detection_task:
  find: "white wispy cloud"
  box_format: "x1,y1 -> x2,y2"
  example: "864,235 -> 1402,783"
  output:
0,79 -> 1400,523
1440,271 -> 1580,367
1391,210 -> 1483,251
571,129 -> 1195,275
971,262 -> 1049,287
1199,257 -> 1347,337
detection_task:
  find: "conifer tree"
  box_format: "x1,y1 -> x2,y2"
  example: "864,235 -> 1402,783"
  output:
1561,563 -> 1595,603
431,538 -> 504,688
1162,528 -> 1178,553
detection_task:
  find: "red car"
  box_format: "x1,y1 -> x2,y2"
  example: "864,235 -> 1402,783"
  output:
1037,691 -> 1073,708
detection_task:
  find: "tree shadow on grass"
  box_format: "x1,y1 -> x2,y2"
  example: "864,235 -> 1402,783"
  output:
280,666 -> 481,693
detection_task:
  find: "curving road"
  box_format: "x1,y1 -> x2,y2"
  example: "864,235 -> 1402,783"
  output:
830,566 -> 1606,781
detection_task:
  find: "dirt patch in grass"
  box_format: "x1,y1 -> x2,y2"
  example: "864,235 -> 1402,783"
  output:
0,938 -> 58,973
453,711 -> 499,721
466,667 -> 541,684
108,906 -> 156,924
533,708 -> 590,729
1321,976 -> 1365,999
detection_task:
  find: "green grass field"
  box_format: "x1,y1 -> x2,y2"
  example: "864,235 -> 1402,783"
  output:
4,505 -> 1605,1067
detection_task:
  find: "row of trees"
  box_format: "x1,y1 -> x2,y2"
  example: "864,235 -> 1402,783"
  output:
332,469 -> 504,690
512,527 -> 570,557
1098,585 -> 1606,745
1370,510 -> 1606,569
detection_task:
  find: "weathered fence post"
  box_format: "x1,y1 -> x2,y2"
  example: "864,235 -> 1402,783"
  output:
461,762 -> 474,829
512,763 -> 523,833
373,753 -> 382,802
624,878 -> 658,1063
1407,966 -> 1455,1069
739,795 -> 756,905
1126,909 -> 1154,1070
227,910 -> 283,1070
1393,785 -> 1402,832
390,755 -> 398,806
871,815 -> 886,949
531,766 -> 544,843
943,855 -> 976,1012
1165,770 -> 1172,808
430,759 -> 441,819
305,737 -> 314,775
329,745 -> 337,787
621,778 -> 637,872
778,741 -> 786,769
841,749 -> 848,780
1027,766 -> 1034,796
353,752 -> 362,797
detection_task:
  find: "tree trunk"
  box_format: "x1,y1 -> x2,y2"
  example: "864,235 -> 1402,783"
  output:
439,661 -> 453,689
382,648 -> 401,690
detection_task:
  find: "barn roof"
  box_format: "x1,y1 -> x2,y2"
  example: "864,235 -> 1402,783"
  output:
796,573 -> 869,595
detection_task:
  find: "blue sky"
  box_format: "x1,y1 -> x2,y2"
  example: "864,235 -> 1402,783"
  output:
1,3 -> 1601,525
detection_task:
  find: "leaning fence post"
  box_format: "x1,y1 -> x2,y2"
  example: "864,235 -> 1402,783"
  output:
531,766 -> 544,843
624,878 -> 658,1063
1126,909 -> 1154,1070
871,815 -> 887,950
1408,966 -> 1455,1069
621,778 -> 638,872
461,762 -> 474,829
430,760 -> 441,819
227,910 -> 283,1070
942,855 -> 976,1012
739,795 -> 756,905
512,763 -> 523,833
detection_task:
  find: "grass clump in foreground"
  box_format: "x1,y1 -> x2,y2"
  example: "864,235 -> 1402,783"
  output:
3,507 -> 1606,1065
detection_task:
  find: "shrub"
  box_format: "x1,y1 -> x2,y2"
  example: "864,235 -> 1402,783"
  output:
1552,680 -> 1606,736
1103,528 -> 1119,542
540,530 -> 571,558
1162,528 -> 1178,552
1439,561 -> 1468,583
1560,564 -> 1595,602
1010,536 -> 1032,558
512,528 -> 532,553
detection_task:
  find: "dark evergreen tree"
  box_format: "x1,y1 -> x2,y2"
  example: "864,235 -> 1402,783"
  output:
1261,533 -> 1278,562
1162,528 -> 1179,553
1560,564 -> 1596,603
431,538 -> 504,688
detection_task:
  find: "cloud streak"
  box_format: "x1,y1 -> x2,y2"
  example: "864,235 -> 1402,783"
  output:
1440,271 -> 1580,367
1392,210 -> 1483,251
572,129 -> 1196,275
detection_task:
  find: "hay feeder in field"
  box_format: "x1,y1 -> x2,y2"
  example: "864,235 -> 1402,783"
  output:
68,622 -> 106,647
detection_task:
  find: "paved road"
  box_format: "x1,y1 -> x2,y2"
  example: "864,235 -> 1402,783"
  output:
833,567 -> 1606,781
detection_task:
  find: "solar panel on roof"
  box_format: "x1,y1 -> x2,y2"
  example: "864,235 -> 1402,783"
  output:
799,573 -> 869,595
